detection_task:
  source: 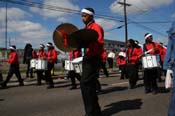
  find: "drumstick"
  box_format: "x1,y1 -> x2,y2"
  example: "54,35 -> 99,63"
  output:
144,48 -> 153,54
138,48 -> 153,58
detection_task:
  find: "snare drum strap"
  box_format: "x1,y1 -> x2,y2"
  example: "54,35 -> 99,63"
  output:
143,42 -> 156,54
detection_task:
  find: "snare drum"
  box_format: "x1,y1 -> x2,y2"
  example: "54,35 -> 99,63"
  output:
142,54 -> 160,69
72,57 -> 83,73
30,59 -> 36,68
64,60 -> 74,71
36,59 -> 48,70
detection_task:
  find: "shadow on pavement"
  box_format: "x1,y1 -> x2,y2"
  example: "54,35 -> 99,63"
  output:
102,98 -> 143,116
100,86 -> 128,95
0,99 -> 4,101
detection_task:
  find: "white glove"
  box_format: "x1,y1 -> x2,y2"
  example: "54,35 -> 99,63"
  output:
165,69 -> 173,89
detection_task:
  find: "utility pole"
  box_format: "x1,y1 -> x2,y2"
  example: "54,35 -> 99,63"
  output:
5,0 -> 7,49
4,1 -> 8,59
8,37 -> 11,47
118,0 -> 131,44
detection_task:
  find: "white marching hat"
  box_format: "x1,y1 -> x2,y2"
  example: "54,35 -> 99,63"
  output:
81,8 -> 94,15
9,45 -> 16,50
46,42 -> 53,47
144,33 -> 152,39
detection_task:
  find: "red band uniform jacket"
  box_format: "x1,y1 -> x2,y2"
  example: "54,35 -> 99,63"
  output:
85,21 -> 104,57
6,51 -> 19,65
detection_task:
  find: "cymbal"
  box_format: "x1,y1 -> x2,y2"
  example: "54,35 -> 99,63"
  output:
68,29 -> 98,48
55,23 -> 78,35
53,23 -> 78,52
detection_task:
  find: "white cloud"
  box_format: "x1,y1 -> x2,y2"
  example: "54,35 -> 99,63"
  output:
0,7 -> 52,48
8,21 -> 43,32
95,18 -> 119,30
0,7 -> 31,23
110,0 -> 173,15
7,20 -> 51,47
0,20 -> 52,48
30,0 -> 80,22
57,16 -> 70,23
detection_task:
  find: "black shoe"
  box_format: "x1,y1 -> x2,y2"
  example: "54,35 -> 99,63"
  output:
145,89 -> 151,94
1,81 -> 7,89
152,90 -> 158,95
30,76 -> 34,78
129,84 -> 136,89
158,78 -> 162,82
69,86 -> 77,90
19,83 -> 24,86
36,83 -> 42,86
47,85 -> 54,89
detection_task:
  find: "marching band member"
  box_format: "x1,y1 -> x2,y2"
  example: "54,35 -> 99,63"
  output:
23,43 -> 34,78
135,40 -> 143,80
46,42 -> 57,89
100,49 -> 109,77
1,45 -> 24,88
125,39 -> 143,89
116,49 -> 127,79
107,49 -> 115,71
68,49 -> 82,90
80,7 -> 103,116
143,33 -> 162,94
36,44 -> 47,85
51,46 -> 57,76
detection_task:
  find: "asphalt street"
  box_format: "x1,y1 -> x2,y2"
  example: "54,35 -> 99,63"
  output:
0,70 -> 171,116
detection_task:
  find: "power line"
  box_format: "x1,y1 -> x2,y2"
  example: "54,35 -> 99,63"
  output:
105,21 -> 172,32
0,0 -> 171,38
127,18 -> 168,37
0,0 -> 123,22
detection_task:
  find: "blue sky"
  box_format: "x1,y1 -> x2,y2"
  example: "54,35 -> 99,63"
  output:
0,0 -> 174,50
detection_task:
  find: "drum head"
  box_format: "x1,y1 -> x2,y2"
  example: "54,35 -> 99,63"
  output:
53,23 -> 78,52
